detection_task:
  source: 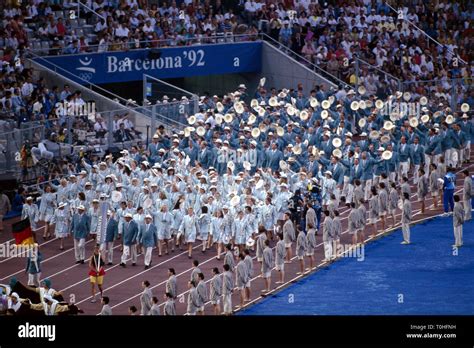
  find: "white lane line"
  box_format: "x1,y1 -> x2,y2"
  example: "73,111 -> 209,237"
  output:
0,239 -> 95,281
65,241 -> 212,298
42,243 -> 123,280
75,249 -> 193,305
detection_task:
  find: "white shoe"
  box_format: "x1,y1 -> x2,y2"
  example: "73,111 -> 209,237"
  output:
401,241 -> 409,245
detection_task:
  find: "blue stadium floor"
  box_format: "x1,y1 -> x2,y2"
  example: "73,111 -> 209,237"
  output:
239,216 -> 474,315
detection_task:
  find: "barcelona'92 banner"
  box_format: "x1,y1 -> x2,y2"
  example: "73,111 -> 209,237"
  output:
33,42 -> 262,85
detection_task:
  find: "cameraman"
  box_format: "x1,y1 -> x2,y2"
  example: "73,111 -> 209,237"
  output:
308,178 -> 323,232
289,189 -> 305,231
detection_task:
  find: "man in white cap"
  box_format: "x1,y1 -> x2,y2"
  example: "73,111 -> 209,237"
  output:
120,213 -> 139,267
139,214 -> 158,269
70,205 -> 91,264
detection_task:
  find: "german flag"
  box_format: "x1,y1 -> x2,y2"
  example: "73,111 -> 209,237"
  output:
12,218 -> 35,245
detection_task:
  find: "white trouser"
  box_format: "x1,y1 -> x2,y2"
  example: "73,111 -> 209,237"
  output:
402,223 -> 410,243
399,161 -> 409,179
74,238 -> 86,261
344,183 -> 354,205
223,294 -> 232,314
334,187 -> 341,206
389,172 -> 397,183
121,244 -> 137,265
452,149 -> 459,168
28,273 -> 41,286
464,199 -> 472,221
323,241 -> 333,260
363,179 -> 372,201
373,175 -> 381,187
424,154 -> 431,174
342,177 -> 350,197
454,225 -> 463,246
445,149 -> 454,167
458,148 -> 464,165
413,164 -> 420,184
144,246 -> 153,266
464,142 -> 471,162
100,241 -> 114,263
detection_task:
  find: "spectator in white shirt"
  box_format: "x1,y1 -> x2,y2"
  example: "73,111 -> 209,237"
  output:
143,20 -> 154,34
21,78 -> 34,97
115,24 -> 130,38
94,117 -> 107,138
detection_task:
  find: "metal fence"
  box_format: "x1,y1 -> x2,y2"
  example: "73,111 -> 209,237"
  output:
259,33 -> 350,89
142,74 -> 198,125
0,124 -> 45,177
28,33 -> 258,56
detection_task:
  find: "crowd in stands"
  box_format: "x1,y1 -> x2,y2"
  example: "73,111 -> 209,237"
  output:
1,0 -> 473,180
250,0 -> 474,94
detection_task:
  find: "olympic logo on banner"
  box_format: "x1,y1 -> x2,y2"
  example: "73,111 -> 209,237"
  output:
77,72 -> 93,81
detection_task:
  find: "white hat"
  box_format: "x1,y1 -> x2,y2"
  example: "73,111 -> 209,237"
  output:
78,205 -> 86,210
26,196 -> 33,201
324,171 -> 332,176
58,202 -> 67,208
145,214 -> 152,219
116,183 -> 123,188
125,213 -> 133,218
92,199 -> 99,203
